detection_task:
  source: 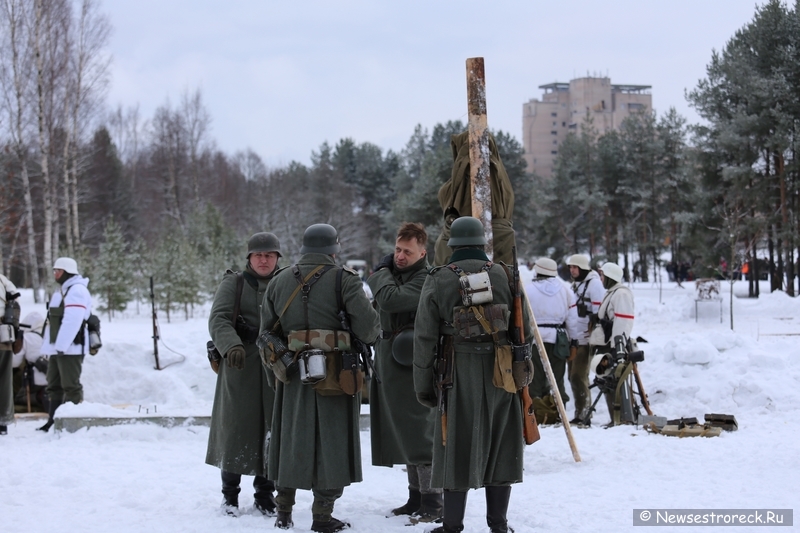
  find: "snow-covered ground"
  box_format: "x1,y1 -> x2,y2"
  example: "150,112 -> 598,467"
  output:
2,273 -> 799,532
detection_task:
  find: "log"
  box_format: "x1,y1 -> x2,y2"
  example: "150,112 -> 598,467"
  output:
466,57 -> 493,258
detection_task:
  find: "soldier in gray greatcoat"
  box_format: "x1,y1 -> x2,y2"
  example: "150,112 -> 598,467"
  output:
414,217 -> 531,533
206,233 -> 281,516
367,223 -> 442,524
260,223 -> 379,533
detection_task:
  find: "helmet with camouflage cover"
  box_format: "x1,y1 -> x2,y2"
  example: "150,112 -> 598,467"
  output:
567,254 -> 591,271
300,224 -> 341,255
447,217 -> 487,247
247,232 -> 282,258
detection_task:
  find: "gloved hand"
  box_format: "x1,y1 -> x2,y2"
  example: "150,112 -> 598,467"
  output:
226,345 -> 246,370
416,391 -> 437,409
376,254 -> 394,272
568,345 -> 578,362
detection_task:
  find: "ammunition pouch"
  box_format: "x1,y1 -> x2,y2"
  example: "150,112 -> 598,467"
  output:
286,329 -> 362,396
576,300 -> 589,318
452,303 -> 509,340
600,317 -> 613,344
257,330 -> 298,384
234,317 -> 260,344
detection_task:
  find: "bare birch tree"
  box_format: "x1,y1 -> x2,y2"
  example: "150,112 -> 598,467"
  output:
0,0 -> 41,300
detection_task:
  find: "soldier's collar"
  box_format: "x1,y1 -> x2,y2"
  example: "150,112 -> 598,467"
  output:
449,248 -> 489,263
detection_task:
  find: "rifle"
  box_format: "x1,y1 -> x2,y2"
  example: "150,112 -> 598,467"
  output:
437,334 -> 454,446
510,247 -> 540,445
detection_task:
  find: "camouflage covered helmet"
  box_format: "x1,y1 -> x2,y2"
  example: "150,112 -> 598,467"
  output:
447,216 -> 488,247
300,224 -> 341,255
247,232 -> 282,258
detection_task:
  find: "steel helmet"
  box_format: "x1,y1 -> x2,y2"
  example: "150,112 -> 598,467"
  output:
601,262 -> 624,283
247,232 -> 282,258
567,254 -> 591,271
53,257 -> 79,275
300,224 -> 341,255
533,257 -> 558,278
447,217 -> 487,247
590,352 -> 613,376
391,328 -> 415,367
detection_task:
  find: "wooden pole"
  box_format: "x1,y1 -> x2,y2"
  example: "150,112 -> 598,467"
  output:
525,295 -> 582,462
466,57 -> 493,258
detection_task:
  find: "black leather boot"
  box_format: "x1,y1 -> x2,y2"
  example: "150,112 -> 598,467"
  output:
409,492 -> 443,524
37,399 -> 61,432
253,475 -> 276,516
427,490 -> 466,533
485,486 -> 514,533
275,511 -> 293,529
391,487 -> 421,516
310,516 -> 350,532
220,471 -> 240,516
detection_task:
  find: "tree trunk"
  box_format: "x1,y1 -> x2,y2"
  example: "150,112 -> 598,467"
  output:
465,57 -> 492,257
34,0 -> 54,285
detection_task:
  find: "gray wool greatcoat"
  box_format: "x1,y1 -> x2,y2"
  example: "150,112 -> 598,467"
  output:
260,253 -> 379,490
367,256 -> 436,467
206,266 -> 277,476
413,251 -> 531,490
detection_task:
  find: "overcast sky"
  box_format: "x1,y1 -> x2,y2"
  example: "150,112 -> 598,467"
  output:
103,0 -> 768,168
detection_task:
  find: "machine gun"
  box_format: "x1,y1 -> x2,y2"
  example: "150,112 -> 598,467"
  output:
581,333 -> 648,426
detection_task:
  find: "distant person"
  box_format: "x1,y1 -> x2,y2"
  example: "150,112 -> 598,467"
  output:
206,233 -> 282,517
12,312 -> 48,412
524,257 -> 579,422
1,273 -> 21,435
38,257 -> 93,432
588,262 -> 635,426
367,223 -> 442,524
566,254 -> 605,427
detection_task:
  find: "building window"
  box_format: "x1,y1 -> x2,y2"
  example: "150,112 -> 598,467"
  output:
551,150 -> 558,155
629,103 -> 645,111
562,122 -> 566,127
551,112 -> 557,117
551,131 -> 557,135
552,121 -> 557,126
553,140 -> 558,144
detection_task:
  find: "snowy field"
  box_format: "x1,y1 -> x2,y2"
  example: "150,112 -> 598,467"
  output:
2,272 -> 799,532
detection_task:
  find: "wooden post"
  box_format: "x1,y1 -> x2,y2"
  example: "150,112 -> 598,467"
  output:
466,57 -> 493,258
526,296 -> 582,462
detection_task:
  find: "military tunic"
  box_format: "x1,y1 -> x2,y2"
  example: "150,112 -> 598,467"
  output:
367,256 -> 435,467
261,253 -> 379,490
206,266 -> 276,476
413,250 -> 531,490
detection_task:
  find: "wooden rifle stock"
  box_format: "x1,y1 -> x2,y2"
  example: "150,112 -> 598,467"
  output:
511,247 -> 540,445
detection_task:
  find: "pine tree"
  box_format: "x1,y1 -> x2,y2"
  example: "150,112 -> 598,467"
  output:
93,218 -> 132,320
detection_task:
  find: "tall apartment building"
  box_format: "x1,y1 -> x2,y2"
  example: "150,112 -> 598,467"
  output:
522,76 -> 652,178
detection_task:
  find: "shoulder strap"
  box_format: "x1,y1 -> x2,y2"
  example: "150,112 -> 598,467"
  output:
231,272 -> 244,327
271,264 -> 332,333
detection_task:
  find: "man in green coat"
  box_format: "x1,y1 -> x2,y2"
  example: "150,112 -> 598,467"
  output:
206,232 -> 281,517
367,223 -> 442,524
414,217 -> 531,533
260,223 -> 379,533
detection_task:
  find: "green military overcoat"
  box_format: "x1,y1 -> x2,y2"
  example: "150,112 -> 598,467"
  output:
413,249 -> 531,490
260,253 -> 379,490
367,256 -> 436,467
433,131 -> 517,266
206,266 -> 277,476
